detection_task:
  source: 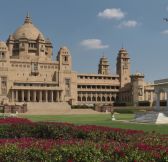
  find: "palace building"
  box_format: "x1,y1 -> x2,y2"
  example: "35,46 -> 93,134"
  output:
0,14 -> 158,107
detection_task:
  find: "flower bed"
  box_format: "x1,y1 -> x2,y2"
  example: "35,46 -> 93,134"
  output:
0,117 -> 168,161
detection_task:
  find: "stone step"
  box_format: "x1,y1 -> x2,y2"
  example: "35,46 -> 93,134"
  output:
25,102 -> 71,115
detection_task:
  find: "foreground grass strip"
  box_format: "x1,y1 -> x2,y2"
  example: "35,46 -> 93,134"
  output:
20,114 -> 168,134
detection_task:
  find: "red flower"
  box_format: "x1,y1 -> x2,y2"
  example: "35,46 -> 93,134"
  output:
67,159 -> 73,162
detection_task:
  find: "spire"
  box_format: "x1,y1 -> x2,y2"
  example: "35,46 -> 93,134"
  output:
24,12 -> 32,24
102,52 -> 105,58
122,41 -> 124,49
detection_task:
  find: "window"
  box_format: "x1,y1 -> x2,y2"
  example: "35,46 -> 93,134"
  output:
29,43 -> 37,48
31,63 -> 39,76
65,78 -> 71,97
1,77 -> 7,95
138,88 -> 143,96
64,56 -> 68,62
0,52 -> 5,59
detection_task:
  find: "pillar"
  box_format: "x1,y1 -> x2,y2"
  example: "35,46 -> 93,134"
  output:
51,91 -> 53,102
27,90 -> 30,102
15,90 -> 18,102
33,91 -> 36,102
91,93 -> 93,102
56,91 -> 59,102
60,91 -> 63,101
45,91 -> 48,102
155,89 -> 160,111
166,90 -> 168,110
21,90 -> 24,102
11,90 -> 14,102
39,91 -> 42,102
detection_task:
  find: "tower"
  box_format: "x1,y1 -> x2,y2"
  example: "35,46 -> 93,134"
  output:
57,46 -> 72,71
130,73 -> 145,105
116,48 -> 131,88
98,56 -> 109,75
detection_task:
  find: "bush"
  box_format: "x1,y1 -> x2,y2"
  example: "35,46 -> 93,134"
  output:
0,118 -> 168,161
113,102 -> 126,107
114,108 -> 135,114
71,104 -> 95,110
160,100 -> 167,106
138,101 -> 150,106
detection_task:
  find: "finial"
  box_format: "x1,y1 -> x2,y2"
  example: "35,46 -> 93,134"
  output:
122,41 -> 124,49
24,12 -> 32,24
102,52 -> 105,58
27,12 -> 30,18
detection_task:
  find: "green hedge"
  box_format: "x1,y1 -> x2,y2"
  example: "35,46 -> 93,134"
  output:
138,101 -> 150,106
71,104 -> 95,110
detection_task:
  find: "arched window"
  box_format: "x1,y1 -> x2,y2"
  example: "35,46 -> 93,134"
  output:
78,96 -> 81,101
87,96 -> 91,101
102,96 -> 106,101
64,56 -> 68,62
111,96 -> 115,101
107,96 -> 110,101
92,96 -> 96,101
97,96 -> 101,101
82,96 -> 86,101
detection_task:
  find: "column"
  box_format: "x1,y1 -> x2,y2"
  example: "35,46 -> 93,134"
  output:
56,91 -> 59,102
45,91 -> 48,102
165,89 -> 168,110
27,90 -> 30,102
39,91 -> 42,102
33,91 -> 36,102
150,91 -> 153,107
155,89 -> 160,111
21,90 -> 24,102
11,90 -> 14,102
60,91 -> 63,101
91,93 -> 93,102
15,90 -> 18,102
51,91 -> 53,102
100,93 -> 102,102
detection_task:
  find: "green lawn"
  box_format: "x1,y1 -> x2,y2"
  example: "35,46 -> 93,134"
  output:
20,114 -> 168,134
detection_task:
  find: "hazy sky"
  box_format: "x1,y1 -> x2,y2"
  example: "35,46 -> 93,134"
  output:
0,0 -> 168,82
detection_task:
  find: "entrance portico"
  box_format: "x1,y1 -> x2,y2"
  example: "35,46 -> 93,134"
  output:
155,88 -> 168,110
154,78 -> 168,110
10,89 -> 63,103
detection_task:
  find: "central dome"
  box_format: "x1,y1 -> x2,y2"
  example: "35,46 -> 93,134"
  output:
13,15 -> 45,40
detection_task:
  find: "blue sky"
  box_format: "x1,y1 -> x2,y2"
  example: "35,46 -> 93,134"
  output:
0,0 -> 168,82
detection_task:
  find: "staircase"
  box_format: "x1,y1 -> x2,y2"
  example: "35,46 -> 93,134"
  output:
25,102 -> 71,115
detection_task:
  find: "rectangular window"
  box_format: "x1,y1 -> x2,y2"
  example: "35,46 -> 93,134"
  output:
65,78 -> 71,97
31,63 -> 39,76
1,77 -> 7,95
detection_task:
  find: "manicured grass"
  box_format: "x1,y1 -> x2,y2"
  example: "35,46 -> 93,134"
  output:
20,114 -> 168,134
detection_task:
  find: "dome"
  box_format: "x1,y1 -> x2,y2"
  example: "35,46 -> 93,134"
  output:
13,15 -> 45,40
119,48 -> 127,53
100,55 -> 108,61
60,46 -> 69,50
0,41 -> 8,51
118,48 -> 129,58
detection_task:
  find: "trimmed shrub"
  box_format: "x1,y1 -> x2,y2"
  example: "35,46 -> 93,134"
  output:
114,108 -> 135,114
160,100 -> 167,106
138,101 -> 150,106
71,104 -> 95,110
113,102 -> 126,107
